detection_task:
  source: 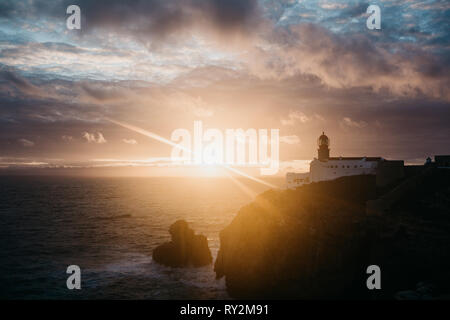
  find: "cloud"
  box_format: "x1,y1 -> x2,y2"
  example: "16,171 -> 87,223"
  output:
190,97 -> 215,117
281,110 -> 311,126
248,23 -> 450,101
122,138 -> 137,145
18,138 -> 35,147
320,3 -> 348,10
2,1 -> 448,102
280,135 -> 301,145
157,92 -> 216,117
80,83 -> 126,102
340,117 -> 368,129
193,106 -> 214,118
85,0 -> 260,37
82,132 -> 107,144
62,135 -> 73,142
0,69 -> 41,96
18,0 -> 261,44
0,0 -> 449,166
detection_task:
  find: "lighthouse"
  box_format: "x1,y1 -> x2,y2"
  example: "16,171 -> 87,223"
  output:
285,132 -> 405,189
317,132 -> 330,161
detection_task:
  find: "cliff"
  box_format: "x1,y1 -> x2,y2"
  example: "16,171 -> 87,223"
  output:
153,220 -> 212,268
214,170 -> 450,299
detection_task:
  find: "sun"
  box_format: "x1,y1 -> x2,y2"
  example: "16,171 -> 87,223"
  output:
195,164 -> 224,177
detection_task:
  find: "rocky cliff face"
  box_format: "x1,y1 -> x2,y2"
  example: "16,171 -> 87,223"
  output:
153,220 -> 212,268
214,171 -> 450,299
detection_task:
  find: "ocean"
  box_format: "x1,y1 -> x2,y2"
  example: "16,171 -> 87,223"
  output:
0,176 -> 281,299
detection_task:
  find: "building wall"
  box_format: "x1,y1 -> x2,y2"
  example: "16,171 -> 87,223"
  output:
310,159 -> 378,183
286,158 -> 405,189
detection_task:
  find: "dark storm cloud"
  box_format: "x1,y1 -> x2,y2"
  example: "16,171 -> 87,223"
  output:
0,0 -> 16,17
0,76 -> 115,159
76,0 -> 260,37
0,67 -> 41,96
2,0 -> 261,40
0,70 -> 34,91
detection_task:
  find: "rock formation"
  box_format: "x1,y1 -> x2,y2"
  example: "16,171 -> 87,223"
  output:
214,170 -> 450,299
153,220 -> 212,268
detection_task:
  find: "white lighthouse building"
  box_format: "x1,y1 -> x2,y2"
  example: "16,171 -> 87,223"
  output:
286,132 -> 404,189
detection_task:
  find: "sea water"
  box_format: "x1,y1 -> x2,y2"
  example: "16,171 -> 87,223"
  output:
0,176 -> 281,299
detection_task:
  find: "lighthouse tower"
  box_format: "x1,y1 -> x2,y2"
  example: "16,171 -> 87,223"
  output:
317,132 -> 330,161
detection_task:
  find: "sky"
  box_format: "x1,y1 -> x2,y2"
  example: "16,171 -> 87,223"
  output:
0,0 -> 449,176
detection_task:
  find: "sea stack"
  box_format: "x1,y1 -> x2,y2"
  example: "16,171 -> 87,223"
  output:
153,220 -> 212,268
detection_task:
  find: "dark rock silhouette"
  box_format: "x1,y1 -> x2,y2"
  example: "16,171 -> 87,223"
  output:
215,170 -> 450,299
153,220 -> 212,268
